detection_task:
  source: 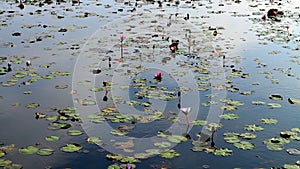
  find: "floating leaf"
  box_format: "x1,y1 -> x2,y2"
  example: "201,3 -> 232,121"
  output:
286,148 -> 300,155
154,142 -> 171,148
86,137 -> 101,144
269,94 -> 283,101
45,135 -> 60,142
260,118 -> 278,124
191,120 -> 207,126
282,164 -> 300,169
25,103 -> 39,108
19,146 -> 38,154
160,149 -> 180,158
224,136 -> 240,143
288,98 -> 300,104
37,148 -> 54,156
234,141 -> 255,150
239,133 -> 257,140
220,113 -> 239,120
0,159 -> 12,167
48,122 -> 71,130
110,129 -> 127,136
267,103 -> 281,109
60,143 -> 82,153
244,124 -> 264,132
167,135 -> 187,143
213,148 -> 233,156
68,130 -> 83,136
107,164 -> 120,169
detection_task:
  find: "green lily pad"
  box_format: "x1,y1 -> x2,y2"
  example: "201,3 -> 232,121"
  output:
154,142 -> 171,148
282,164 -> 300,169
60,143 -> 82,153
68,130 -> 83,136
286,148 -> 300,155
234,141 -> 255,150
220,113 -> 239,120
19,146 -> 38,154
239,133 -> 257,140
224,136 -> 240,143
25,103 -> 39,108
86,137 -> 101,144
0,159 -> 12,167
167,135 -> 187,143
110,129 -> 127,136
45,135 -> 60,142
160,149 -> 180,158
260,118 -> 278,124
267,103 -> 281,109
288,98 -> 300,104
23,91 -> 32,94
191,120 -> 207,126
120,156 -> 138,163
244,124 -> 264,132
106,154 -> 123,161
213,148 -> 233,156
252,101 -> 266,105
48,122 -> 71,130
107,164 -> 120,169
37,148 -> 54,156
0,151 -> 5,157
269,94 -> 283,100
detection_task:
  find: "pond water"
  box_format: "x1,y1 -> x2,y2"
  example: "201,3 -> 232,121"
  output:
1,0 -> 300,169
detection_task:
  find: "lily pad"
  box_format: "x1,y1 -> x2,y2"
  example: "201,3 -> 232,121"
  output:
288,98 -> 300,104
239,133 -> 257,140
167,135 -> 187,143
154,142 -> 171,148
244,124 -> 264,132
68,130 -> 83,136
37,148 -> 54,156
260,118 -> 278,124
0,159 -> 12,167
234,141 -> 255,150
160,149 -> 180,158
60,143 -> 82,153
282,164 -> 300,169
191,120 -> 207,126
286,148 -> 300,155
220,113 -> 239,120
25,103 -> 39,108
45,135 -> 60,142
19,146 -> 38,154
86,137 -> 101,144
267,103 -> 281,109
213,148 -> 233,156
269,94 -> 283,100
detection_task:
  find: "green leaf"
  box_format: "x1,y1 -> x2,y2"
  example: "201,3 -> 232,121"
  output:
288,98 -> 300,104
19,146 -> 38,154
220,113 -> 239,120
244,124 -> 264,132
234,141 -> 255,150
60,143 -> 82,153
86,137 -> 101,144
213,148 -> 233,156
260,118 -> 278,124
45,135 -> 60,142
267,103 -> 281,109
0,159 -> 12,167
25,103 -> 39,108
154,141 -> 171,148
269,94 -> 283,100
37,148 -> 54,156
160,149 -> 180,158
68,130 -> 83,136
191,120 -> 207,126
167,135 -> 187,143
107,164 -> 121,169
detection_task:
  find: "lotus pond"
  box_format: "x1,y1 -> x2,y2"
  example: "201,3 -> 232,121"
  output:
1,0 -> 300,168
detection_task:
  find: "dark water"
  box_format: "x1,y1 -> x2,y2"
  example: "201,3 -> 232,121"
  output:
1,0 -> 300,168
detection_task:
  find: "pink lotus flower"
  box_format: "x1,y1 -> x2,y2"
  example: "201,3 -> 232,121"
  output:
155,72 -> 162,78
120,35 -> 126,41
170,45 -> 177,51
